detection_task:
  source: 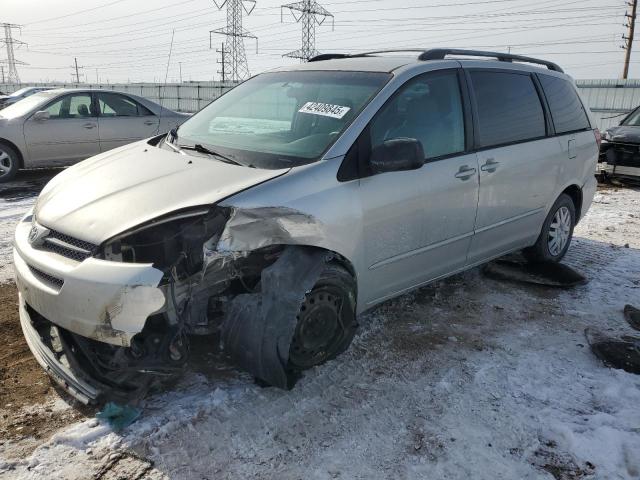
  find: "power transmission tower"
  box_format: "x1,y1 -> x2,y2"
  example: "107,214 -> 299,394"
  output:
623,0 -> 638,79
1,23 -> 26,83
281,0 -> 334,62
209,0 -> 257,81
70,57 -> 84,83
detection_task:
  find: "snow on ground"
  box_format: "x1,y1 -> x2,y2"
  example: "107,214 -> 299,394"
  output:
1,184 -> 639,479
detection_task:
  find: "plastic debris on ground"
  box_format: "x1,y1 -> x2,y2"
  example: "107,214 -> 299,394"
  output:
95,402 -> 142,432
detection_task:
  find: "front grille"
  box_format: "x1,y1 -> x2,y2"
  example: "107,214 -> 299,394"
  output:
28,265 -> 64,291
40,228 -> 98,262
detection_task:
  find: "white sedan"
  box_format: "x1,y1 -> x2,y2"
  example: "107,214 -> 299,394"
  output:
0,88 -> 189,181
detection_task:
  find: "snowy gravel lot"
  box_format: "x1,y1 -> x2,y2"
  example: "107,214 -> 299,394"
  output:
0,174 -> 639,480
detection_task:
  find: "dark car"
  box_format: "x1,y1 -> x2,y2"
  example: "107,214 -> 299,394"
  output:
598,106 -> 640,181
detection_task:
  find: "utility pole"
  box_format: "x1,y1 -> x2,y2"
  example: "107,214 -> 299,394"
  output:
179,62 -> 183,83
1,23 -> 26,83
210,0 -> 257,82
71,57 -> 84,84
1,66 -> 4,84
216,43 -> 227,82
623,0 -> 638,79
281,0 -> 333,62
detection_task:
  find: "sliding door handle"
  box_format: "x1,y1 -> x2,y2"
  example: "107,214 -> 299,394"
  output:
454,166 -> 477,180
480,159 -> 500,173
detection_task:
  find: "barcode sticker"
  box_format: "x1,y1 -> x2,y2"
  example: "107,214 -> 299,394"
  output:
298,102 -> 351,119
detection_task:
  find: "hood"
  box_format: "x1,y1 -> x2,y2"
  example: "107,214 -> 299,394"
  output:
35,140 -> 289,244
605,125 -> 640,144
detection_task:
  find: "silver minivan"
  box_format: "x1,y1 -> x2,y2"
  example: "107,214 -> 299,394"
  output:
15,49 -> 599,403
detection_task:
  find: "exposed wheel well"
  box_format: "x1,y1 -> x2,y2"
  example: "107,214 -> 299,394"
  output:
0,138 -> 24,168
562,184 -> 583,222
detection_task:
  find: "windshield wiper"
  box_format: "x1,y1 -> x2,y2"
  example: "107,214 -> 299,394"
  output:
177,143 -> 242,166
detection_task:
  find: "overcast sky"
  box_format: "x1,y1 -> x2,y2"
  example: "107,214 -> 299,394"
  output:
0,0 -> 635,83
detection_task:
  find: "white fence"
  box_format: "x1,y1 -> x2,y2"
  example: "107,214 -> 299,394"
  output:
0,82 -> 238,113
2,79 -> 640,130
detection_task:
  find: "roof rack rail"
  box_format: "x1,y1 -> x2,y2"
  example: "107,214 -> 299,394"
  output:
418,48 -> 564,73
307,48 -> 564,73
308,53 -> 351,62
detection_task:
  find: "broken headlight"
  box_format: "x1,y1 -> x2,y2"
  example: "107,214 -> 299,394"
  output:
99,207 -> 231,279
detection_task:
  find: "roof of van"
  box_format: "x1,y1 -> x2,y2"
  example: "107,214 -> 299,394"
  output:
271,49 -> 566,76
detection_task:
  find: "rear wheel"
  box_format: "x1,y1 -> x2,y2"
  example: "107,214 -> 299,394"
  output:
523,193 -> 576,263
288,264 -> 357,370
0,143 -> 20,183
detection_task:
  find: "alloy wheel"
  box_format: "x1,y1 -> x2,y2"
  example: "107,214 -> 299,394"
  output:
0,149 -> 12,178
547,206 -> 571,256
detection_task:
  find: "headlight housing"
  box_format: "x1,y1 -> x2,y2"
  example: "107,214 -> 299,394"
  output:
99,206 -> 230,280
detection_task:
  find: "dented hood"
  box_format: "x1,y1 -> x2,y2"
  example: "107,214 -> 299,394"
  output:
606,125 -> 640,144
35,140 -> 289,244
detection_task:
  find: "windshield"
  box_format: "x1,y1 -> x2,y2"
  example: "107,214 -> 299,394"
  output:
0,91 -> 57,118
622,108 -> 640,126
174,70 -> 391,169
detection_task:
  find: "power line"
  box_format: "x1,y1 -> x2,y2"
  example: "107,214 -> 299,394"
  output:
281,0 -> 334,61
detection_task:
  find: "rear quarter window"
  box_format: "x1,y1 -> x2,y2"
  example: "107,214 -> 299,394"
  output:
470,71 -> 546,148
539,75 -> 590,134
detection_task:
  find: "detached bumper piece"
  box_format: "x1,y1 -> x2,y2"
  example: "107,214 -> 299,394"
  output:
20,294 -> 179,405
20,294 -> 101,404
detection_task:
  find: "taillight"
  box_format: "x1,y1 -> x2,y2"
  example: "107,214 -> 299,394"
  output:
594,128 -> 602,149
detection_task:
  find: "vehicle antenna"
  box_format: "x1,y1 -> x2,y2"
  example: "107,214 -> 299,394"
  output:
158,28 -> 175,134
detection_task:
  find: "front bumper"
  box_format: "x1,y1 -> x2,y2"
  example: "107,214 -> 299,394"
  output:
14,216 -> 166,347
19,293 -> 101,404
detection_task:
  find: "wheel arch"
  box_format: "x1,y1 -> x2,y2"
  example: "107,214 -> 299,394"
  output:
561,184 -> 583,222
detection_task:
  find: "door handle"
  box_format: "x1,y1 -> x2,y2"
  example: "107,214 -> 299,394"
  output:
454,165 -> 477,180
480,158 -> 500,173
144,120 -> 157,126
82,122 -> 96,129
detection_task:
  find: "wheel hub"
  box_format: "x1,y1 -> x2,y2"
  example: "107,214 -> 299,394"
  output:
547,206 -> 571,256
289,288 -> 344,368
0,149 -> 12,178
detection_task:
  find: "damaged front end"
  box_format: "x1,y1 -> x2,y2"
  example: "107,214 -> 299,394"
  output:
17,204 -> 342,403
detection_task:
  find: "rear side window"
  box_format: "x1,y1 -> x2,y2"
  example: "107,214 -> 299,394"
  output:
470,71 -> 546,148
538,75 -> 590,134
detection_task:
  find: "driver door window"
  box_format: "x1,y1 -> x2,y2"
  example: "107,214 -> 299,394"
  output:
44,94 -> 95,119
370,70 -> 465,160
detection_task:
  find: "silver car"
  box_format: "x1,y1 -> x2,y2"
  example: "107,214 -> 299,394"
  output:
0,87 -> 53,109
14,49 -> 599,403
0,88 -> 188,181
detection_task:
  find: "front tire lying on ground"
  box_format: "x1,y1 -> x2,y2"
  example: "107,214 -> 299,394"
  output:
0,142 -> 20,183
288,264 -> 357,371
523,193 -> 576,263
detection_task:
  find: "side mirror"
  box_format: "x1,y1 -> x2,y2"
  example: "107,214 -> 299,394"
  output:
370,137 -> 425,174
33,111 -> 50,122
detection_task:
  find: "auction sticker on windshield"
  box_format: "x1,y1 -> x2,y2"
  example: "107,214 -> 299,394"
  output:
299,102 -> 351,119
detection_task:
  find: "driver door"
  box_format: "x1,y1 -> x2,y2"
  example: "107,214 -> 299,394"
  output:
23,93 -> 100,166
358,70 -> 480,306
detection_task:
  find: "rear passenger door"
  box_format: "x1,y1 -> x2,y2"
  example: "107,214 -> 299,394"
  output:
466,69 -> 560,264
96,92 -> 160,151
537,74 -> 595,188
359,70 -> 480,305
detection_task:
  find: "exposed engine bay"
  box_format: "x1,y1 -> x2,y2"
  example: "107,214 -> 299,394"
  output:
20,204 -> 347,403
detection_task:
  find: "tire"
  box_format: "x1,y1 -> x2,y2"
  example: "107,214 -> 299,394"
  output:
523,193 -> 576,263
288,263 -> 357,371
0,142 -> 20,183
